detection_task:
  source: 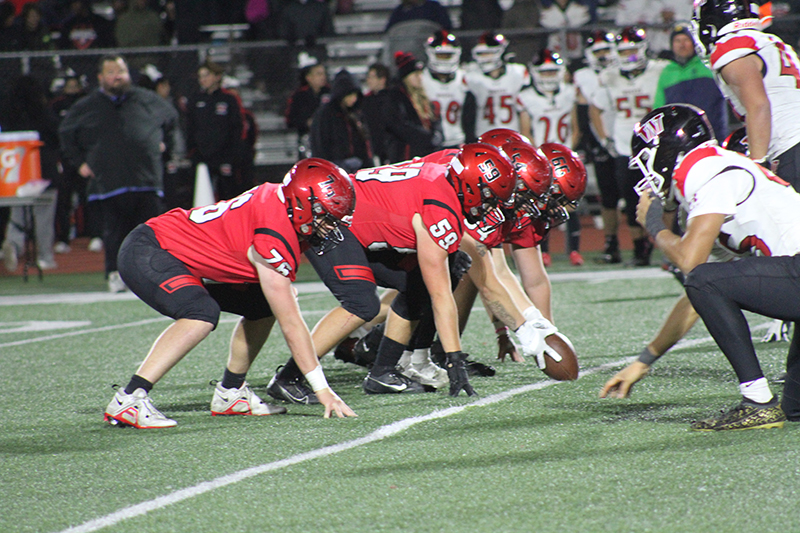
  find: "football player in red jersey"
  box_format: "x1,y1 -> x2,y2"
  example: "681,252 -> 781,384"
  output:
267,143 -> 516,400
103,159 -> 357,428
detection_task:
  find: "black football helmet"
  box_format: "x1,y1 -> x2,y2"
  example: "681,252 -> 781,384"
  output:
692,0 -> 764,56
722,126 -> 749,155
629,104 -> 715,205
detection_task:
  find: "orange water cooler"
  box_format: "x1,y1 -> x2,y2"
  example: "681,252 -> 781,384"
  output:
0,131 -> 44,197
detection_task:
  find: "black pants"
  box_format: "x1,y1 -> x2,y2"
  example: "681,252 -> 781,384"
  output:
102,191 -> 164,275
684,254 -> 800,419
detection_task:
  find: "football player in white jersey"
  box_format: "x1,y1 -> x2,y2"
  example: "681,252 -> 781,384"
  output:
613,104 -> 800,431
590,26 -> 667,266
693,0 -> 800,190
518,49 -> 583,266
422,30 -> 468,149
464,31 -> 531,139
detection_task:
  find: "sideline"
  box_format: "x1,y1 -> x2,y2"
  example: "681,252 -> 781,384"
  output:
0,267 -> 670,307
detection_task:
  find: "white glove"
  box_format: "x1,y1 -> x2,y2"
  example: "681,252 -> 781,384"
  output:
515,307 -> 560,369
763,319 -> 791,343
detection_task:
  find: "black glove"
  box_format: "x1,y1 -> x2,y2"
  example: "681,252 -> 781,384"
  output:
444,351 -> 477,397
448,250 -> 473,285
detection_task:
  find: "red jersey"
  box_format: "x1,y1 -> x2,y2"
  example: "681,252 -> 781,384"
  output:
350,161 -> 463,254
505,217 -> 548,248
146,183 -> 301,283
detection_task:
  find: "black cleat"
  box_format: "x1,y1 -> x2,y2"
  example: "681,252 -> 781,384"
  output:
266,367 -> 319,405
690,397 -> 786,431
362,370 -> 430,394
333,337 -> 359,365
466,359 -> 497,377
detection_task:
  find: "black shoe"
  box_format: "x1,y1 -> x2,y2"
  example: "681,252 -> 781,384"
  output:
266,367 -> 319,405
333,337 -> 359,365
466,359 -> 496,377
351,325 -> 383,368
690,397 -> 786,431
631,237 -> 653,267
362,370 -> 429,394
595,236 -> 622,264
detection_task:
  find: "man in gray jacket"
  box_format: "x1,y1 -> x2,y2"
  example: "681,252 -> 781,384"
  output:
59,54 -> 178,292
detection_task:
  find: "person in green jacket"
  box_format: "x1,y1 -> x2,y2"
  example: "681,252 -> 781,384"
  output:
653,22 -> 729,141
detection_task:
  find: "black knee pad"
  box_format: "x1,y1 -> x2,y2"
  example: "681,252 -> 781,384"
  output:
341,284 -> 382,322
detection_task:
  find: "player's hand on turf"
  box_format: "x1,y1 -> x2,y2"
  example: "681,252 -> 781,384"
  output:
515,318 -> 560,369
316,388 -> 357,418
497,332 -> 524,363
445,351 -> 477,397
599,361 -> 651,399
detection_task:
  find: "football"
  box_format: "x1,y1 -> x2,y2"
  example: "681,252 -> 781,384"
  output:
541,332 -> 579,381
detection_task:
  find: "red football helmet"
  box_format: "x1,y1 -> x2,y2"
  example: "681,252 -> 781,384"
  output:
282,158 -> 356,254
477,128 -> 530,149
539,143 -> 587,226
447,143 -> 516,227
502,140 -> 552,219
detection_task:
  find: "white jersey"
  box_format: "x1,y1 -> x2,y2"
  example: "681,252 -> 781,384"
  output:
421,68 -> 468,147
464,62 -> 530,136
518,83 -> 576,145
710,29 -> 800,160
675,143 -> 800,257
573,66 -> 615,142
595,59 -> 667,156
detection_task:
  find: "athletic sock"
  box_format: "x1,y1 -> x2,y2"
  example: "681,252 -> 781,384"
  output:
277,357 -> 303,381
221,368 -> 247,390
739,377 -> 774,404
125,374 -> 154,395
371,336 -> 407,376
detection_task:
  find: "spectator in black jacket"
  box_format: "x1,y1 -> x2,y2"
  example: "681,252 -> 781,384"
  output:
185,59 -> 246,201
285,53 -> 330,158
383,51 -> 441,163
279,0 -> 334,47
58,0 -> 116,50
361,62 -> 391,164
59,55 -> 178,292
310,69 -> 371,174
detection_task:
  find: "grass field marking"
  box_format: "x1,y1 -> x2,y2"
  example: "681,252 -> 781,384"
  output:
0,317 -> 170,349
55,358 -> 651,533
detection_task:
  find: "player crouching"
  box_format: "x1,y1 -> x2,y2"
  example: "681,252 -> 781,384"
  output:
104,158 -> 357,428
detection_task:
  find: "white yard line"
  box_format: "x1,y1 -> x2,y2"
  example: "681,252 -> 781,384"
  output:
56,358 -> 624,533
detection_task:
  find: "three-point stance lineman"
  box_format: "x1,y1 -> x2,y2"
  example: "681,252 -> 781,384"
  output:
630,104 -> 800,431
104,159 -> 357,428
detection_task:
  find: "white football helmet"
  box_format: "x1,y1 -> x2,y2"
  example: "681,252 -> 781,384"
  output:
614,26 -> 648,73
531,49 -> 565,93
584,29 -> 617,72
472,31 -> 508,74
426,30 -> 462,75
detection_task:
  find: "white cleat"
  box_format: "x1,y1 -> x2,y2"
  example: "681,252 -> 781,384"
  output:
211,381 -> 287,416
399,350 -> 449,389
104,387 -> 177,428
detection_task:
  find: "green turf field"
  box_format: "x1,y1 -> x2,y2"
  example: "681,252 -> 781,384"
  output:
2,266 -> 798,533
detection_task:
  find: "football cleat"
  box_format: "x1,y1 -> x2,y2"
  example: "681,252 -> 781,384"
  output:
690,398 -> 786,431
333,337 -> 360,365
104,387 -> 177,428
362,370 -> 429,394
211,381 -> 287,416
398,350 -> 450,389
266,368 -> 320,405
569,250 -> 584,266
